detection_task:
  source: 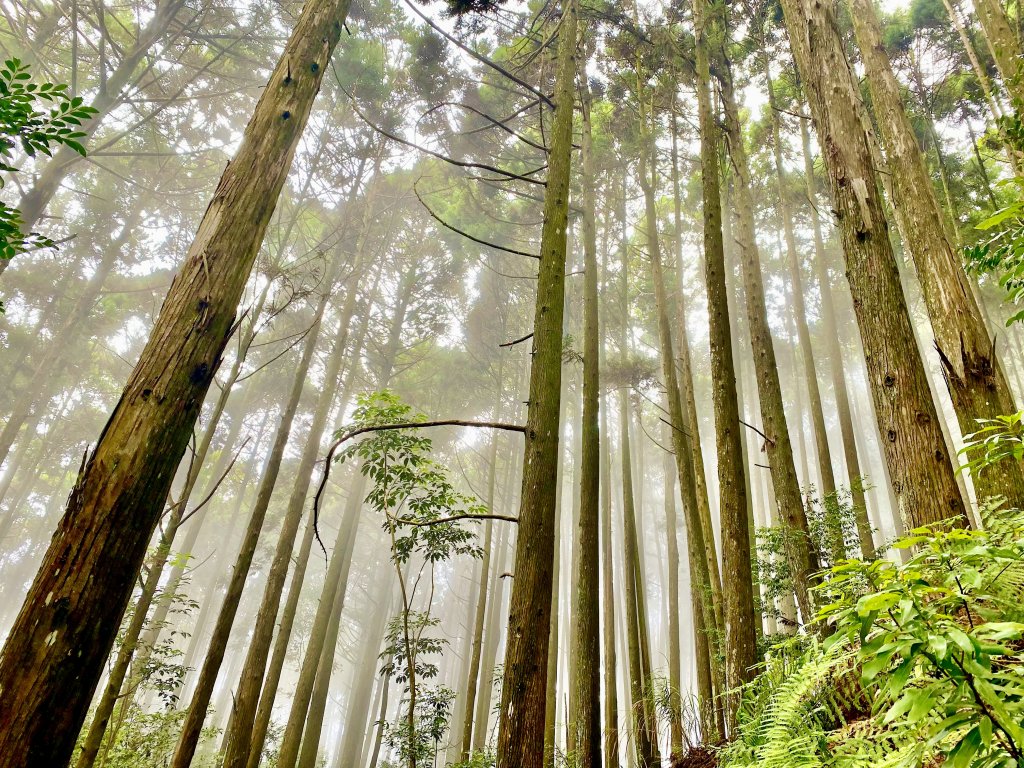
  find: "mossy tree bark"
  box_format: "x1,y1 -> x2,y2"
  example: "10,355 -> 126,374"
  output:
567,68 -> 601,768
692,0 -> 758,727
495,1 -> 578,765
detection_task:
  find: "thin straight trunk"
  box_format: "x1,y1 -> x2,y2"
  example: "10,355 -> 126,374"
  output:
221,269 -> 364,768
600,385 -> 619,768
619,390 -> 658,768
693,0 -> 757,725
543,465 -> 563,768
944,0 -> 1005,123
764,61 -> 836,502
461,400 -> 502,762
0,408 -> 48,528
631,447 -> 659,765
718,43 -> 819,627
848,0 -> 1024,507
495,2 -> 577,766
799,117 -> 875,559
640,112 -> 716,748
568,73 -> 601,768
368,673 -> 391,768
171,290 -> 330,768
474,497 -> 513,753
0,206 -> 142,469
337,572 -> 394,768
177,416 -> 272,701
461,517 -> 494,761
669,136 -> 725,738
275,474 -> 365,768
661,446 -> 685,755
447,571 -> 480,766
294,520 -> 357,768
0,1 -> 352,762
244,289 -> 374,768
776,0 -> 968,532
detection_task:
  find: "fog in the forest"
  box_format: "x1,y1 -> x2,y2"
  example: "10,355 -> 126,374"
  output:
2,0 -> 1024,766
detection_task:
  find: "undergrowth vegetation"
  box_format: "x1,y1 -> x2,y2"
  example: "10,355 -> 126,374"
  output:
720,502 -> 1024,768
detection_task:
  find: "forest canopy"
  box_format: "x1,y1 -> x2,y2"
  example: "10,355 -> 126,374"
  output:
1,0 -> 1024,767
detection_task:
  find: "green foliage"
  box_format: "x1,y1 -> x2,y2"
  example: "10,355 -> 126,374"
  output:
756,483 -> 867,631
717,638 -> 856,768
821,504 -> 1024,767
379,611 -> 447,685
725,504 -> 1024,768
380,685 -> 456,768
961,412 -> 1024,478
337,391 -> 486,566
75,708 -> 220,768
450,748 -> 496,768
0,58 -> 95,265
964,191 -> 1024,325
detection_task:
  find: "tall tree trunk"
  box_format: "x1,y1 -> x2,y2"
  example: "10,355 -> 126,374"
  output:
944,0 -> 1005,123
763,61 -> 836,504
171,290 -> 330,768
543,463 -> 563,768
336,572 -> 395,768
693,0 -> 757,725
668,132 -> 726,739
848,0 -> 1024,507
474,500 -> 512,753
799,116 -> 876,559
495,2 -> 577,766
600,384 -> 619,768
567,72 -> 601,768
220,270 -> 363,768
74,351 -> 256,768
618,389 -> 658,768
294,519 -> 358,768
243,284 -> 374,768
716,51 -> 819,624
661,445 -> 685,755
275,474 -> 365,768
640,110 -> 717,747
461,388 -> 503,762
775,0 -> 968,532
461,516 -> 494,762
0,1 -> 352,763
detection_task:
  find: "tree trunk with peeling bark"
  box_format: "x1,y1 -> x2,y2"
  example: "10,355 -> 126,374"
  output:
973,0 -> 1024,105
847,0 -> 1024,507
798,116 -> 877,559
775,0 -> 968,532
